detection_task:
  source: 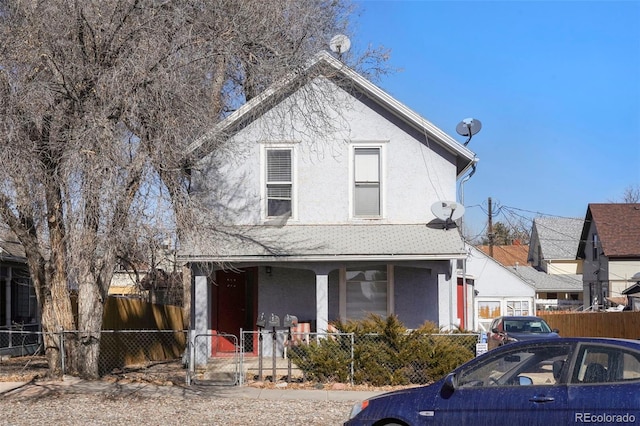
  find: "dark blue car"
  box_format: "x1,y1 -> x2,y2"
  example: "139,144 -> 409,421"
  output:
345,337 -> 640,425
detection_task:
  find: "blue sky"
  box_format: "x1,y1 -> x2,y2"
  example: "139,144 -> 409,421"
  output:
351,0 -> 640,239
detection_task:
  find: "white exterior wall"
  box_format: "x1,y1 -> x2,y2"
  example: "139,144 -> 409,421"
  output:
196,78 -> 458,225
464,246 -> 535,332
609,260 -> 640,297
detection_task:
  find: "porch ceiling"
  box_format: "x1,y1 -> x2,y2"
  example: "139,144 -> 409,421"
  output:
180,223 -> 466,263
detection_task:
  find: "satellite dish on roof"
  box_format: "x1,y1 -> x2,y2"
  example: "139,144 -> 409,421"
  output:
329,34 -> 351,58
431,201 -> 465,230
456,118 -> 482,146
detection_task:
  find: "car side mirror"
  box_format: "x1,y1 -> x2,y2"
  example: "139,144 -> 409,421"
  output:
552,328 -> 560,333
518,376 -> 533,386
441,373 -> 457,397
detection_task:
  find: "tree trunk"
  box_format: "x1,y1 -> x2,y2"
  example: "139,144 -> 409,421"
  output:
77,279 -> 105,379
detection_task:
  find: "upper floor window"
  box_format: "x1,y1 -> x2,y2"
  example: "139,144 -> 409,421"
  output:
266,148 -> 292,217
353,147 -> 381,217
592,234 -> 599,260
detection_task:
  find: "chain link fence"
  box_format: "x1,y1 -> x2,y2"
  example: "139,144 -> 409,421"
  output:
235,330 -> 480,386
1,329 -> 479,387
0,329 -> 189,384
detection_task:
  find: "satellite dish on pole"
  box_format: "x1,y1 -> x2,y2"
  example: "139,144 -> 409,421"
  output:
431,201 -> 465,230
329,34 -> 351,59
456,118 -> 482,146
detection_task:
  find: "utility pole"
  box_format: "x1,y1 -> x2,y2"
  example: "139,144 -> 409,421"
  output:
488,197 -> 494,258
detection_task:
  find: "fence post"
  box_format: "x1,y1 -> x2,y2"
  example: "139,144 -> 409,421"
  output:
59,327 -> 65,377
350,332 -> 354,386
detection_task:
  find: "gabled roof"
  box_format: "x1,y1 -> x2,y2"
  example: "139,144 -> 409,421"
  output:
180,224 -> 466,263
477,244 -> 529,266
578,203 -> 640,258
509,265 -> 583,292
187,51 -> 476,177
529,217 -> 583,261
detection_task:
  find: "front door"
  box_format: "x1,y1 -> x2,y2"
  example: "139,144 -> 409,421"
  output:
213,268 -> 256,354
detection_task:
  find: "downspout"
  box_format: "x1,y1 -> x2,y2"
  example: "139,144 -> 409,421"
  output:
459,159 -> 477,330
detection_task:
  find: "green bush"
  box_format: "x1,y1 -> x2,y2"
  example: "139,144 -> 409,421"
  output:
290,315 -> 476,386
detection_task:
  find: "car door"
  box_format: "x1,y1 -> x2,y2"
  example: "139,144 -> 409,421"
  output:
565,343 -> 640,423
432,342 -> 573,425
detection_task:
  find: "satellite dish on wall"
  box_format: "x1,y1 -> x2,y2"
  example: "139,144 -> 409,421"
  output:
329,34 -> 351,58
456,118 -> 482,146
431,201 -> 465,230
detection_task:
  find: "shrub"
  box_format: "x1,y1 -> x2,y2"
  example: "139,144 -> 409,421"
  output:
290,315 -> 476,386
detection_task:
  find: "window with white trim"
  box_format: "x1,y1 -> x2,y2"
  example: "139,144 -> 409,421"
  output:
266,148 -> 292,217
506,300 -> 530,316
353,147 -> 381,217
345,265 -> 388,320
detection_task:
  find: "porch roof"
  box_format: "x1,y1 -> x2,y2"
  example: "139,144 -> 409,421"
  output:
179,223 -> 466,263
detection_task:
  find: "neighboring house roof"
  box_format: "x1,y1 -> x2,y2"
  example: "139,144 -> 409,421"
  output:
509,265 -> 583,293
477,244 -> 530,266
187,50 -> 476,177
0,227 -> 26,261
622,282 -> 640,296
180,224 -> 466,262
578,203 -> 640,258
529,217 -> 583,261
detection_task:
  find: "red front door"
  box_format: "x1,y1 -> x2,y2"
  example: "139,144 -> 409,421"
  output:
213,268 -> 256,354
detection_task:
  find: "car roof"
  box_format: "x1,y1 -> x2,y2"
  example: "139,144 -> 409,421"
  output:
489,336 -> 640,349
498,316 -> 546,320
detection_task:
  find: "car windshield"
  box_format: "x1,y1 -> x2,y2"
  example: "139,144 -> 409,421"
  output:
504,319 -> 552,334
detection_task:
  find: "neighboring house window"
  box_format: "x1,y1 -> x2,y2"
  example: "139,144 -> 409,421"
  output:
506,300 -> 530,316
353,147 -> 381,217
266,148 -> 292,217
344,265 -> 388,320
592,234 -> 599,260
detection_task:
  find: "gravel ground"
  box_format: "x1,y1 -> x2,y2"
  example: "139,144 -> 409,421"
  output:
0,379 -> 362,426
1,394 -> 355,425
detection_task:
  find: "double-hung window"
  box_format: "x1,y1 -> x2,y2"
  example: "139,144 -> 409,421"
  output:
266,148 -> 292,217
353,147 -> 381,217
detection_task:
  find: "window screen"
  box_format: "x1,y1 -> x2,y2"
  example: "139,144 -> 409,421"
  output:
266,149 -> 292,217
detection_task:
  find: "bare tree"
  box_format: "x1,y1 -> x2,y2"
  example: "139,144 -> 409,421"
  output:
621,184 -> 640,203
0,0 -> 388,378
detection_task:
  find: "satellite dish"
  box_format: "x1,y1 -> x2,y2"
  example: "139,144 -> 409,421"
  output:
456,118 -> 482,146
329,34 -> 351,56
431,201 -> 465,230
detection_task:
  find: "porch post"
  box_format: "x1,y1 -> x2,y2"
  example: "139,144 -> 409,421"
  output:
5,268 -> 11,329
437,260 -> 457,331
315,274 -> 329,333
192,272 -> 209,366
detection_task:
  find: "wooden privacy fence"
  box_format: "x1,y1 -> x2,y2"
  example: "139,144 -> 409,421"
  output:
539,311 -> 640,340
99,297 -> 187,374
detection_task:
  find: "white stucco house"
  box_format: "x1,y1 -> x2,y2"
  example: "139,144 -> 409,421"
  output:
179,51 -> 477,361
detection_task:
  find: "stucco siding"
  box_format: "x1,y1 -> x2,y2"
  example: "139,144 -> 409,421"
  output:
194,77 -> 457,226
393,266 -> 438,329
258,268 -> 317,323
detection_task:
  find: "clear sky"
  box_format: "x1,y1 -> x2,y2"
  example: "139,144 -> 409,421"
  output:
351,0 -> 640,239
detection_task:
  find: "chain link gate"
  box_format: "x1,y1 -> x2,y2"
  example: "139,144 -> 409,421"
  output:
187,332 -> 240,386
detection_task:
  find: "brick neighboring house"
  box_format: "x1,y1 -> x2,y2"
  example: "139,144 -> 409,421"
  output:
577,203 -> 640,310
